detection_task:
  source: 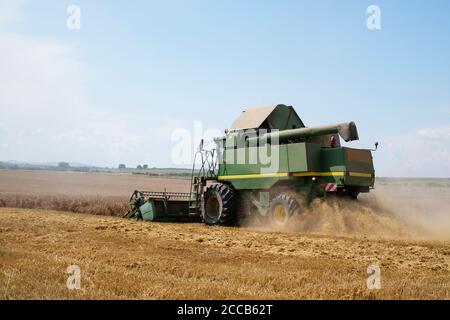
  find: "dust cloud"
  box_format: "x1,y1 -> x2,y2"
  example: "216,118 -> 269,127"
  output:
244,185 -> 450,240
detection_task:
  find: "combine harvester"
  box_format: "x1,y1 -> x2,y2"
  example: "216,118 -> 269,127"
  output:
125,104 -> 376,227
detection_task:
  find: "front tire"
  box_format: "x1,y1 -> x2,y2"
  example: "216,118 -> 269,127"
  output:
202,183 -> 237,226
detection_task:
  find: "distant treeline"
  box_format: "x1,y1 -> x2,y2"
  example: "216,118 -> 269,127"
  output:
1,163 -> 448,185
377,177 -> 450,188
0,162 -> 192,177
0,162 -> 103,173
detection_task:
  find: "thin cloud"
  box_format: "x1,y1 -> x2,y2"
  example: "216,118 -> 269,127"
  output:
377,125 -> 450,177
0,0 -> 25,27
0,7 -> 185,168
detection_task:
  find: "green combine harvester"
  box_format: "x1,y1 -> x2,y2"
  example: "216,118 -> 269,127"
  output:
125,104 -> 376,227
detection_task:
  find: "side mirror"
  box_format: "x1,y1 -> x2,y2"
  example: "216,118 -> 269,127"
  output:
372,142 -> 379,151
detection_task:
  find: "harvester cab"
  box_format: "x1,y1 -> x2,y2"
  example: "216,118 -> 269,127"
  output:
125,104 -> 375,228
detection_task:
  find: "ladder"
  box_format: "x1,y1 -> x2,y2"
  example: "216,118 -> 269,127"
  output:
188,140 -> 218,215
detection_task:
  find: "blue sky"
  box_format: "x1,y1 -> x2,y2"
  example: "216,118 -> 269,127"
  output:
0,0 -> 449,176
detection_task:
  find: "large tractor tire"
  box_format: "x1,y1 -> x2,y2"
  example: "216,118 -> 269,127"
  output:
269,194 -> 300,228
202,183 -> 237,226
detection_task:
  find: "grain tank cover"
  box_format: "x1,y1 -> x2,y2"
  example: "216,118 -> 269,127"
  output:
229,104 -> 305,131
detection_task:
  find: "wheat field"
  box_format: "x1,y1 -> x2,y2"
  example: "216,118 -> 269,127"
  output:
0,170 -> 449,299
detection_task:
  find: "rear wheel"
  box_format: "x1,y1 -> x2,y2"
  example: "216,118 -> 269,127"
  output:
346,187 -> 360,200
269,194 -> 299,227
202,183 -> 237,226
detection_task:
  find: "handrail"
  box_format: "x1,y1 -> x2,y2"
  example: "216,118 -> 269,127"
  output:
188,140 -> 219,204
